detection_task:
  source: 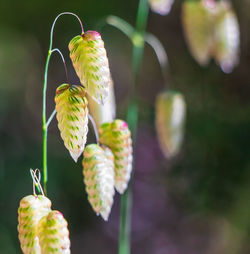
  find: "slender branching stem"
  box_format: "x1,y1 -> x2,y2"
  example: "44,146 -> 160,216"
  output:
42,12 -> 84,195
30,169 -> 45,196
51,48 -> 69,82
49,12 -> 84,51
46,109 -> 57,129
118,0 -> 149,253
104,16 -> 169,86
145,33 -> 170,85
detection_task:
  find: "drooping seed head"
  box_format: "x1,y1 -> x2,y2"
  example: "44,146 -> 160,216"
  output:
213,1 -> 240,73
150,0 -> 175,16
55,84 -> 89,162
38,210 -> 70,253
17,195 -> 52,254
99,119 -> 133,194
182,0 -> 216,66
87,79 -> 116,128
69,31 -> 112,105
155,91 -> 186,158
82,144 -> 115,221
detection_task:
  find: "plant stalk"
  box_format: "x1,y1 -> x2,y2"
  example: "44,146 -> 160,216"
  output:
42,51 -> 52,195
118,0 -> 149,253
42,12 -> 83,195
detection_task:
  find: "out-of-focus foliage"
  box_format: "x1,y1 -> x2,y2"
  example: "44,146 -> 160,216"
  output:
182,0 -> 240,73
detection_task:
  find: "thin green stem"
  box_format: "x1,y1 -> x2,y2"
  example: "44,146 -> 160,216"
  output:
88,114 -> 99,144
106,15 -> 135,39
145,33 -> 170,85
118,0 -> 149,253
103,16 -> 170,86
42,12 -> 84,195
51,48 -> 69,82
46,109 -> 57,129
42,51 -> 52,195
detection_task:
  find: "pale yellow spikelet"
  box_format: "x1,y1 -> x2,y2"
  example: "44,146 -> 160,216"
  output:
213,1 -> 240,73
69,31 -> 112,105
17,195 -> 51,254
99,120 -> 133,194
150,0 -> 175,16
155,91 -> 186,158
82,144 -> 115,221
87,79 -> 116,128
55,84 -> 89,162
182,0 -> 216,66
38,210 -> 70,254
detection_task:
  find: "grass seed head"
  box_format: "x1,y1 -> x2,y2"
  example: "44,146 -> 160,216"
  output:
38,210 -> 70,253
17,195 -> 52,254
55,84 -> 89,162
99,119 -> 133,194
82,144 -> 115,221
155,91 -> 186,159
150,0 -> 175,16
69,31 -> 112,105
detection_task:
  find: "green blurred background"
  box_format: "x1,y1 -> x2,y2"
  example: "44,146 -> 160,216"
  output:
0,0 -> 250,253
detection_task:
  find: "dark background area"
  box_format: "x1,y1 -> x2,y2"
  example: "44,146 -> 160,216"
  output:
0,0 -> 249,253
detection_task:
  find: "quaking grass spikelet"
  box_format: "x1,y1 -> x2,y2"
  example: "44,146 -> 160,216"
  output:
87,79 -> 116,128
82,144 -> 115,221
55,84 -> 89,162
213,1 -> 240,73
69,31 -> 112,105
17,195 -> 52,254
155,91 -> 186,158
150,0 -> 175,16
99,119 -> 133,194
38,210 -> 70,253
182,0 -> 215,66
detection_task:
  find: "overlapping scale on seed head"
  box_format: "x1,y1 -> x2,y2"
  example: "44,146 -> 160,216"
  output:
150,0 -> 175,16
18,195 -> 52,254
55,84 -> 89,162
82,144 -> 115,221
38,210 -> 70,253
99,119 -> 133,194
155,91 -> 186,158
69,31 -> 112,105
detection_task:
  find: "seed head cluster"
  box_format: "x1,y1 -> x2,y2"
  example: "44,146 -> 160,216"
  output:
18,195 -> 70,254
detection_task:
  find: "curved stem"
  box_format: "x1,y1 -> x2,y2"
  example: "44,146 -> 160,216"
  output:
49,12 -> 84,51
105,15 -> 135,39
42,51 -> 52,195
30,169 -> 45,196
145,33 -> 170,85
46,109 -> 57,129
51,48 -> 69,83
118,1 -> 149,254
43,12 -> 84,195
88,114 -> 99,143
103,16 -> 170,86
